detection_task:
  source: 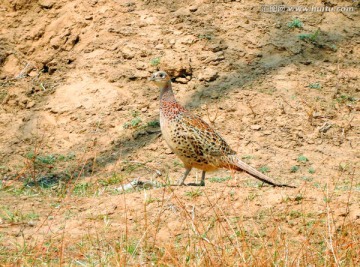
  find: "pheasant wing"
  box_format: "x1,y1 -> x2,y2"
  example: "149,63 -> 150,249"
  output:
180,112 -> 236,157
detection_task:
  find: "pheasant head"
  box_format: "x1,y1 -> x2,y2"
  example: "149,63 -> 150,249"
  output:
149,71 -> 171,88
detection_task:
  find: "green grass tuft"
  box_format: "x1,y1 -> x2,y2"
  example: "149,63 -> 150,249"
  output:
288,18 -> 303,28
297,155 -> 309,163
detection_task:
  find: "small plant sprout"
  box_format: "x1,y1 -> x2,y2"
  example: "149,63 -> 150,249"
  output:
336,94 -> 356,104
307,83 -> 321,89
291,165 -> 300,173
288,18 -> 303,28
329,44 -> 337,51
259,166 -> 270,174
294,194 -> 304,202
147,120 -> 160,127
338,162 -> 348,172
297,155 -> 309,163
130,117 -> 141,127
123,111 -> 143,129
302,176 -> 313,182
185,189 -> 203,198
299,29 -> 320,42
198,33 -> 213,40
150,57 -> 161,66
209,176 -> 231,183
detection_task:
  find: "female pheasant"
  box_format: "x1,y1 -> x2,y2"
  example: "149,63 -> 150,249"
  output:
150,71 -> 294,188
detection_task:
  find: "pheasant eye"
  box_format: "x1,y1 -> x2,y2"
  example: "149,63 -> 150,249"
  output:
159,73 -> 165,78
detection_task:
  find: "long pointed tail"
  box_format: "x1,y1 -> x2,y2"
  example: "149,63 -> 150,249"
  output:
229,156 -> 295,188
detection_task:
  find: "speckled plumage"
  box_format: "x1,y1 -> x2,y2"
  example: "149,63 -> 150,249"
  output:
150,71 -> 294,188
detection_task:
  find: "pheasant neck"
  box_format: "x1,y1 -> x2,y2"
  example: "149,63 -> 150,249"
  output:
160,82 -> 176,102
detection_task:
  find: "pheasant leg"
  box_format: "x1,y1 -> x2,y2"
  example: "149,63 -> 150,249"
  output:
177,168 -> 192,185
187,170 -> 206,187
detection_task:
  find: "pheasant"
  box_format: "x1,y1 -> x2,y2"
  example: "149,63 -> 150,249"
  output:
150,71 -> 294,188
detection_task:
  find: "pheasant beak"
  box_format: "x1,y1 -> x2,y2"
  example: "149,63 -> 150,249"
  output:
148,74 -> 156,81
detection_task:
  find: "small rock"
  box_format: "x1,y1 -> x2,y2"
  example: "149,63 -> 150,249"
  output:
189,5 -> 198,12
175,77 -> 188,84
135,62 -> 146,70
64,34 -> 79,51
38,0 -> 54,8
50,35 -> 63,49
133,130 -> 147,139
155,44 -> 164,50
122,47 -> 135,59
158,54 -> 192,78
26,101 -> 35,109
250,125 -> 262,131
318,122 -> 332,133
141,107 -> 147,113
28,220 -> 37,227
146,143 -> 158,151
206,41 -> 228,52
198,68 -> 218,82
204,51 -> 225,64
179,35 -> 196,45
210,92 -> 220,99
174,7 -> 191,17
263,130 -> 272,135
132,70 -> 149,79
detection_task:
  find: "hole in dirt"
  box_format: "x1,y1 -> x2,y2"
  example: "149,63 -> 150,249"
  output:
42,65 -> 56,75
49,68 -> 56,75
42,65 -> 49,73
74,36 -> 80,45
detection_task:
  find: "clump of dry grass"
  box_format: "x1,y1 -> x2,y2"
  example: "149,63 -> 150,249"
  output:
1,166 -> 359,266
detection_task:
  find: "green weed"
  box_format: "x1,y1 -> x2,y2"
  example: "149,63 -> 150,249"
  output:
307,83 -> 321,89
302,176 -> 313,182
259,166 -> 270,174
338,162 -> 349,172
73,182 -> 91,196
209,176 -> 231,183
288,18 -> 303,28
99,174 -> 124,186
336,94 -> 356,104
297,155 -> 309,163
290,165 -> 300,173
198,33 -> 213,40
185,189 -> 203,198
150,57 -> 161,66
147,120 -> 160,127
299,29 -> 320,42
0,206 -> 39,223
123,111 -> 143,129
